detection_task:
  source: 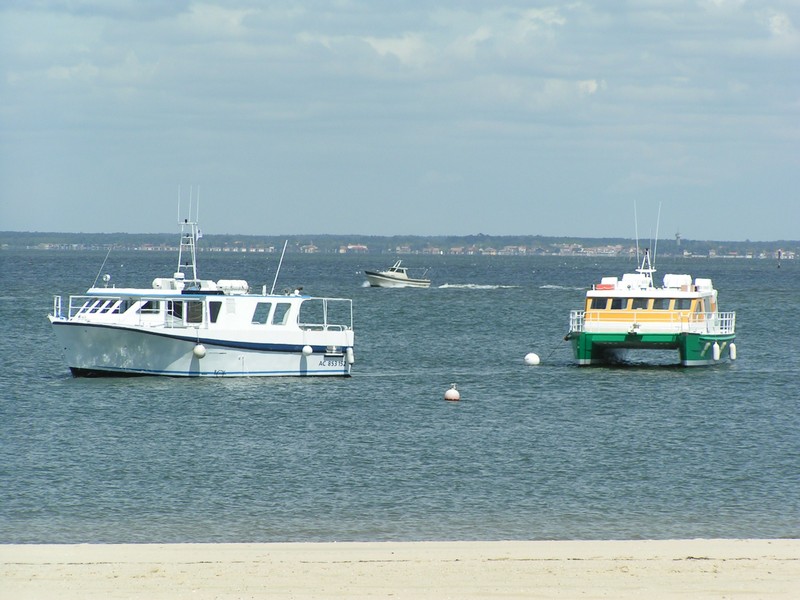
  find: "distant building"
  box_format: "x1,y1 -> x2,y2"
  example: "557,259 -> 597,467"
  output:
339,244 -> 368,253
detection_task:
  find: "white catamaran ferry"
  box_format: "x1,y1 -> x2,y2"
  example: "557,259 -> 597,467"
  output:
565,249 -> 736,366
49,216 -> 355,377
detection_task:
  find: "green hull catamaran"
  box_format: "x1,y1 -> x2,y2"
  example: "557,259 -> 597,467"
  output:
565,249 -> 736,366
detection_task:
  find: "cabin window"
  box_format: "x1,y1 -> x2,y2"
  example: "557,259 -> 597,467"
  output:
252,302 -> 272,324
139,300 -> 160,314
209,301 -> 222,323
186,301 -> 203,324
89,300 -> 111,314
83,300 -> 102,314
167,300 -> 183,320
589,298 -> 609,310
112,300 -> 130,314
272,302 -> 292,325
695,299 -> 705,313
675,299 -> 692,311
610,298 -> 626,310
631,298 -> 648,310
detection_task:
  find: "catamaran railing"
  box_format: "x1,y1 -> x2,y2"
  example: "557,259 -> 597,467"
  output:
569,310 -> 736,335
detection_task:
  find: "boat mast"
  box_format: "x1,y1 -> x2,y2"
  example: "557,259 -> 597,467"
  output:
270,239 -> 288,295
176,186 -> 201,286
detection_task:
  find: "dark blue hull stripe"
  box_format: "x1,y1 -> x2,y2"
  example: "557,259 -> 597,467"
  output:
71,366 -> 350,377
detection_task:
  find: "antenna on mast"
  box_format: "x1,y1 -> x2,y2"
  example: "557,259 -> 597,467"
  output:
633,200 -> 657,287
175,185 -> 201,286
653,202 -> 662,266
634,201 -> 640,266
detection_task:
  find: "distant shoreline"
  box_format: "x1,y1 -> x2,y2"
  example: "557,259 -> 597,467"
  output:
1,231 -> 796,259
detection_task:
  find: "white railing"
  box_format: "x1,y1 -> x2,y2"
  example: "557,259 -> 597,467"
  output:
713,311 -> 736,334
569,310 -> 585,332
570,310 -> 735,335
67,295 -> 125,319
299,298 -> 354,331
61,294 -> 355,332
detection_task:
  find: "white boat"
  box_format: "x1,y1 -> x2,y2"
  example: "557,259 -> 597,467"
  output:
48,217 -> 355,377
565,249 -> 736,366
364,260 -> 431,288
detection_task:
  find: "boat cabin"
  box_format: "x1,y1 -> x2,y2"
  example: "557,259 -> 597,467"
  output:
56,276 -> 353,334
578,274 -> 724,334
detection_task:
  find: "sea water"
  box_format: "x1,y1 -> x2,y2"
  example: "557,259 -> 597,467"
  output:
1,250 -> 798,543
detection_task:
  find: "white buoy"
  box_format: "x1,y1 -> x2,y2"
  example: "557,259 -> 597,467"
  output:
444,383 -> 460,402
302,345 -> 313,356
729,342 -> 737,360
193,344 -> 206,359
712,341 -> 721,361
524,352 -> 540,366
346,347 -> 355,364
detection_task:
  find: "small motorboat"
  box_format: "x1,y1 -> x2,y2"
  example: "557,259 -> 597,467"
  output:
364,260 -> 430,288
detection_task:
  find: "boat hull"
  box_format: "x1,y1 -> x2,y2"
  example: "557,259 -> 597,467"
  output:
50,320 -> 353,377
364,272 -> 430,288
566,331 -> 736,367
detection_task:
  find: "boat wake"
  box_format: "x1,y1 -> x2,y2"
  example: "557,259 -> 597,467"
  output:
540,284 -> 586,290
438,284 -> 520,290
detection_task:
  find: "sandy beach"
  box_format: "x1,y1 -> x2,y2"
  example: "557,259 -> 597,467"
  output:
1,539 -> 797,599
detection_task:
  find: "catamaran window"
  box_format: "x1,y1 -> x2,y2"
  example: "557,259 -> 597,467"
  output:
186,301 -> 203,324
272,302 -> 292,325
589,298 -> 609,310
209,301 -> 222,323
610,298 -> 626,310
631,298 -> 648,310
252,302 -> 272,324
653,298 -> 671,310
675,299 -> 692,311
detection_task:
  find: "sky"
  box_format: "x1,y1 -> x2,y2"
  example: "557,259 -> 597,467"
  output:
1,1 -> 798,240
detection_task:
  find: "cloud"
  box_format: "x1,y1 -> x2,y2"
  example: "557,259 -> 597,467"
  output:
766,10 -> 794,37
176,3 -> 256,39
0,1 -> 798,239
362,33 -> 431,68
578,79 -> 603,95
